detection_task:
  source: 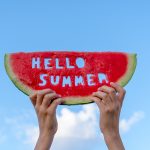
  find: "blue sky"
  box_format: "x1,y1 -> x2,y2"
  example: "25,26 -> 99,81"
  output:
0,0 -> 150,149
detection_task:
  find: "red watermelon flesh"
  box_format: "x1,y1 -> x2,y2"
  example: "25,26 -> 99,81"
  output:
4,51 -> 137,105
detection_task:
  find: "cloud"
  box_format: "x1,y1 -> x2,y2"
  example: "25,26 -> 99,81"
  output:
56,104 -> 99,139
23,104 -> 99,146
120,111 -> 145,133
52,104 -> 101,150
3,107 -> 145,150
4,104 -> 99,149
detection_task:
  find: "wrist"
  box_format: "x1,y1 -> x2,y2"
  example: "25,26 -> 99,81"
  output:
103,132 -> 125,150
103,131 -> 120,144
35,132 -> 55,150
39,128 -> 57,137
39,131 -> 55,140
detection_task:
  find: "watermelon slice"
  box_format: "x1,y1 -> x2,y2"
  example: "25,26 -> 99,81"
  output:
4,51 -> 137,105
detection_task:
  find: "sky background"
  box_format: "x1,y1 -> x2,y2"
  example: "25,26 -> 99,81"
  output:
0,0 -> 150,150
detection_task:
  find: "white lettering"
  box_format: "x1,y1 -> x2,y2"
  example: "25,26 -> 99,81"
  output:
66,58 -> 74,68
44,58 -> 52,69
37,73 -> 108,88
75,76 -> 84,86
98,73 -> 108,83
39,74 -> 48,86
32,57 -> 86,70
50,75 -> 60,85
32,57 -> 40,68
56,58 -> 63,69
76,57 -> 85,68
62,76 -> 71,87
87,74 -> 95,86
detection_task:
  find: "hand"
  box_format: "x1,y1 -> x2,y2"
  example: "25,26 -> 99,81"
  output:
29,89 -> 63,150
90,82 -> 126,150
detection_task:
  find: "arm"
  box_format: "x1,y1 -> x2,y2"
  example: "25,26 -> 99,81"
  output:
90,82 -> 126,150
29,89 -> 63,150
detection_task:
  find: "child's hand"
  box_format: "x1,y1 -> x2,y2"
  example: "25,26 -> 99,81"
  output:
29,89 -> 63,150
90,82 -> 125,150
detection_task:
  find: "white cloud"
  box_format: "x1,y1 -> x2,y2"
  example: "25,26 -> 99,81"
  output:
20,109 -> 145,148
56,104 -> 99,139
3,107 -> 145,150
52,104 -> 101,150
4,104 -> 99,148
23,104 -> 99,146
120,111 -> 145,133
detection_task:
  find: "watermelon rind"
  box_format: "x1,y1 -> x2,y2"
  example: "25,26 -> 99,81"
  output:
4,54 -> 93,105
5,54 -> 35,96
117,53 -> 137,86
4,52 -> 137,105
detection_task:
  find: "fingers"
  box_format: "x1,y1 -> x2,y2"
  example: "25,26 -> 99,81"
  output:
29,89 -> 55,108
92,91 -> 109,105
110,82 -> 126,103
36,89 -> 54,108
29,89 -> 63,115
92,84 -> 123,107
98,86 -> 116,102
90,96 -> 101,105
29,92 -> 37,106
90,96 -> 103,109
47,98 -> 64,114
42,93 -> 61,109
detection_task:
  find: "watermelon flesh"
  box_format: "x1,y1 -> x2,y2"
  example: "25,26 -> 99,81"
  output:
4,51 -> 137,105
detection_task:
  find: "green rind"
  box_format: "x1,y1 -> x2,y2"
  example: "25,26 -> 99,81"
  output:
117,53 -> 137,87
4,52 -> 137,105
61,96 -> 93,105
5,54 -> 92,105
4,54 -> 35,96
